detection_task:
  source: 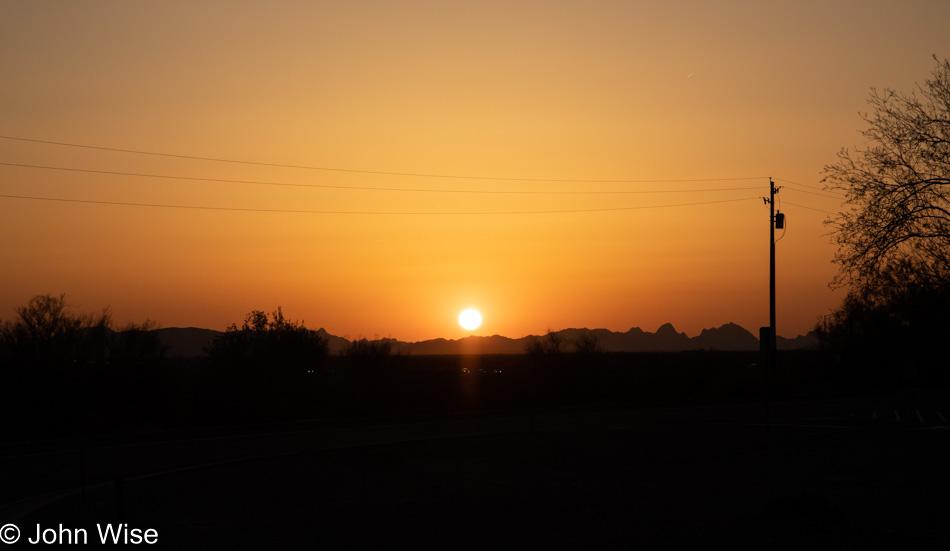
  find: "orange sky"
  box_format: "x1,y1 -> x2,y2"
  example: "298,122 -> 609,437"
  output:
2,1 -> 949,341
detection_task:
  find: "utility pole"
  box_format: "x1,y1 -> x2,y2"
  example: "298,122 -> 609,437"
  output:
764,177 -> 782,430
770,178 -> 777,364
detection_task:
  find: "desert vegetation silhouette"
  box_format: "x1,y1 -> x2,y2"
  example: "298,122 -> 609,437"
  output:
3,61 -> 948,440
819,56 -> 950,387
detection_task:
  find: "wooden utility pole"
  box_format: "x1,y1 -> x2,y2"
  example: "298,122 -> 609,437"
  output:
770,178 -> 777,362
764,177 -> 781,430
759,178 -> 782,428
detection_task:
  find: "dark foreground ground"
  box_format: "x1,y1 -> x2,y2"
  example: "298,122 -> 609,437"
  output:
15,412 -> 950,550
3,351 -> 949,549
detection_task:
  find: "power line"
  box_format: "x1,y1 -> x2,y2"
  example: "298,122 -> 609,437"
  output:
773,177 -> 845,197
0,162 -> 763,195
0,135 -> 767,184
0,193 -> 762,215
782,187 -> 845,200
782,200 -> 837,215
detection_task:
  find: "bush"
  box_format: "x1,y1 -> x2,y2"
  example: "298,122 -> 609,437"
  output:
207,307 -> 328,380
817,280 -> 950,387
0,293 -> 163,371
341,338 -> 393,370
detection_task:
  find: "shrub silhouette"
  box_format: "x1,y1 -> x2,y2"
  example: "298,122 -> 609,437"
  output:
0,293 -> 163,370
573,329 -> 601,358
525,329 -> 564,357
108,319 -> 166,369
204,308 -> 329,421
341,337 -> 393,370
818,279 -> 950,387
208,307 -> 328,378
526,329 -> 601,361
0,294 -> 167,438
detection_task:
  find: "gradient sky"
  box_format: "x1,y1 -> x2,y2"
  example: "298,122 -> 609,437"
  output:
2,1 -> 948,341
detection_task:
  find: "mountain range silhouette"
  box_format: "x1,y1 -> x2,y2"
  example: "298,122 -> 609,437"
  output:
155,323 -> 817,357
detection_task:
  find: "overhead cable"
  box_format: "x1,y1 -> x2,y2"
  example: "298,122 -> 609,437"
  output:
0,135 -> 767,184
0,162 -> 763,195
0,193 -> 762,215
774,177 -> 845,197
781,201 -> 837,215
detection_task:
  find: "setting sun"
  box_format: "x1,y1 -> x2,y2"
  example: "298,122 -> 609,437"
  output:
3,3 -> 948,547
2,1 -> 943,343
458,309 -> 482,331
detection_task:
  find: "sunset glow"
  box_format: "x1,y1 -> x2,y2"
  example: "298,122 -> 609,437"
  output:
1,2 -> 948,341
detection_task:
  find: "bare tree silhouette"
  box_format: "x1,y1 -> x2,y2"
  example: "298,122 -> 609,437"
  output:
820,58 -> 950,385
526,329 -> 564,357
823,56 -> 950,296
573,329 -> 601,358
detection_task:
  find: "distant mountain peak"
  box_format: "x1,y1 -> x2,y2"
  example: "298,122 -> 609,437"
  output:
155,322 -> 817,357
699,322 -> 746,334
692,323 -> 758,351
